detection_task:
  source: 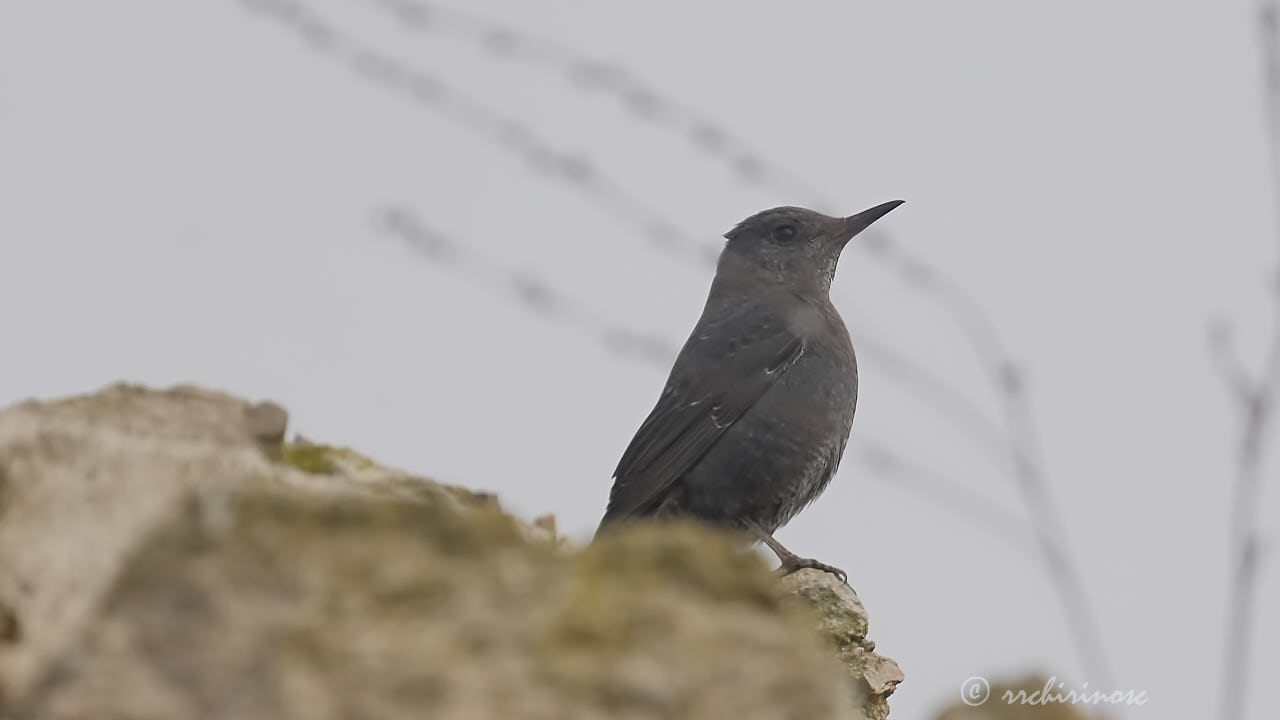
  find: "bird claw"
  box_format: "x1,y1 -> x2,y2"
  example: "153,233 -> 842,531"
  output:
778,555 -> 848,584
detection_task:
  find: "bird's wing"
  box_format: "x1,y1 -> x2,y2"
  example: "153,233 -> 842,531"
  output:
602,302 -> 805,523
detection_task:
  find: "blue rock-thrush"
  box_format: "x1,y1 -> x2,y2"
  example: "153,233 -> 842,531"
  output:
597,201 -> 905,581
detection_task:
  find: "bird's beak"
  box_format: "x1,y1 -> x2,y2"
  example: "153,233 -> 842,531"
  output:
837,200 -> 905,243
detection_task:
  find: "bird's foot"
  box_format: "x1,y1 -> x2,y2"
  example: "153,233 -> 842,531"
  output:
748,524 -> 849,584
776,554 -> 848,584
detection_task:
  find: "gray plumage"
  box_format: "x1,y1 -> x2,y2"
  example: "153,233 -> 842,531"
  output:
597,201 -> 904,580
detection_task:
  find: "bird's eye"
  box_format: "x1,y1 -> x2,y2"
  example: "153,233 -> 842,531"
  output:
771,224 -> 796,243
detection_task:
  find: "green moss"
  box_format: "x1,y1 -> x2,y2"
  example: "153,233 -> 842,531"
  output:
231,487 -> 531,558
266,443 -> 340,475
534,522 -> 786,666
327,446 -> 377,471
375,474 -> 500,510
578,522 -> 778,608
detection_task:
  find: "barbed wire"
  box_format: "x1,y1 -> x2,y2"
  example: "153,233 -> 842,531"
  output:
238,0 -> 1110,684
358,0 -> 963,286
354,0 -> 1032,398
359,0 -> 1113,687
241,0 -> 719,268
377,205 -> 678,365
237,0 -> 1013,469
363,0 -> 824,198
376,203 -> 1038,554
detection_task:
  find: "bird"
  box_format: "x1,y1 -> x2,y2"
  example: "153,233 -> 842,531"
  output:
596,201 -> 905,581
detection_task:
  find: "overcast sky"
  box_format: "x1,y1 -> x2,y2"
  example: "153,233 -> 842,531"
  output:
3,1 -> 1278,718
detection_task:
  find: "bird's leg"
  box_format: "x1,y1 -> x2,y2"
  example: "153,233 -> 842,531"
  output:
748,523 -> 848,584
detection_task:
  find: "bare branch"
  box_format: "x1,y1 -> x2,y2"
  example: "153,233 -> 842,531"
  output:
882,247 -> 1118,687
1219,3 -> 1280,719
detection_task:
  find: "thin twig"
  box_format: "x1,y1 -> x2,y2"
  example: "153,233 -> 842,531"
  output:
915,270 -> 1116,688
1218,4 -> 1280,719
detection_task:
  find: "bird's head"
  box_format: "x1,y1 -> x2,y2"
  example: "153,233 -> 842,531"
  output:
719,201 -> 904,295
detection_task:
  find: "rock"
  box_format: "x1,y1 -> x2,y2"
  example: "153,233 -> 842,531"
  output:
781,570 -> 904,712
242,401 -> 289,445
0,384 -> 900,719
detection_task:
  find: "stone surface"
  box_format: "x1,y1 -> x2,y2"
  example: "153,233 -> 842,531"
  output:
781,570 -> 904,715
0,384 -> 900,719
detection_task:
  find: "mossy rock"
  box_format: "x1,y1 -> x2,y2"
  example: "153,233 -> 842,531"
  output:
0,383 -> 900,720
9,490 -> 862,720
